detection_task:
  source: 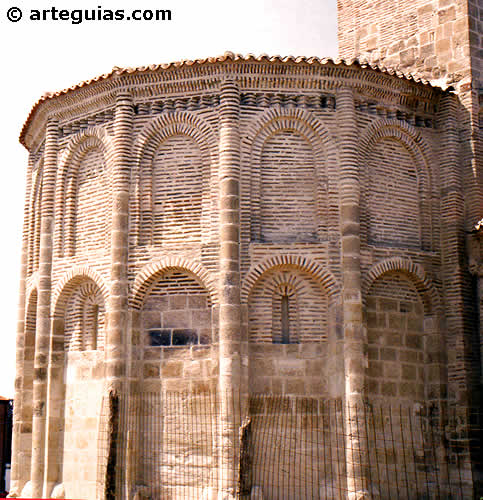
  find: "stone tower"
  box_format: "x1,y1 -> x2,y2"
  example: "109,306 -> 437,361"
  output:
338,0 -> 482,220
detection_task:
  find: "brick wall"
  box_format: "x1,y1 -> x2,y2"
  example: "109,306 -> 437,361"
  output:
259,130 -> 318,243
148,135 -> 202,246
364,138 -> 422,248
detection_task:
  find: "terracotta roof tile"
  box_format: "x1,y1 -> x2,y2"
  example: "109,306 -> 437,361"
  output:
20,51 -> 444,147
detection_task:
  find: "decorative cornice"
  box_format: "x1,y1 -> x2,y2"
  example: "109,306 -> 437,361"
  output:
20,52 -> 447,150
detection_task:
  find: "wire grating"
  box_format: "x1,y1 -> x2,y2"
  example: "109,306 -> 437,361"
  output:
97,392 -> 481,499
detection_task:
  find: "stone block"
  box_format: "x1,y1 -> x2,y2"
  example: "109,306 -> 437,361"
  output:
381,382 -> 397,397
402,364 -> 417,380
389,313 -> 406,330
278,359 -> 305,377
379,298 -> 397,312
405,334 -> 423,349
163,310 -> 191,329
285,378 -> 306,394
305,359 -> 324,376
188,294 -> 208,308
251,358 -> 276,376
368,361 -> 383,378
380,347 -> 396,361
438,6 -> 456,23
161,360 -> 183,378
183,360 -> 202,378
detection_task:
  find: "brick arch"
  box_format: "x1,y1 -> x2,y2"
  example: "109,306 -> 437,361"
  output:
52,266 -> 109,320
263,272 -> 307,298
55,129 -> 113,257
358,120 -> 434,250
242,107 -> 338,242
359,119 -> 433,167
241,255 -> 340,302
132,111 -> 218,244
63,281 -> 106,352
134,111 -> 217,164
27,159 -> 43,275
362,257 -> 441,315
24,285 -> 39,351
130,257 -> 217,309
25,272 -> 39,302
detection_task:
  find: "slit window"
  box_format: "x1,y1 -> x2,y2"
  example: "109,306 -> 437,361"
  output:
281,294 -> 290,344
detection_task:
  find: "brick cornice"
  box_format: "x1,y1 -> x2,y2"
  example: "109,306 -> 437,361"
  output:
21,57 -> 445,152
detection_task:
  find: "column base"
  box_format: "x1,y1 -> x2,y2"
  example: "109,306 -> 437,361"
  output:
348,490 -> 372,500
201,486 -> 264,500
19,480 -> 32,498
50,483 -> 65,499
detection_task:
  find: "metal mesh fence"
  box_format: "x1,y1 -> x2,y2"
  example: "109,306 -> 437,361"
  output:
97,391 -> 481,499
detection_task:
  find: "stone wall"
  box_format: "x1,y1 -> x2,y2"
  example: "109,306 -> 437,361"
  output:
338,0 -> 475,90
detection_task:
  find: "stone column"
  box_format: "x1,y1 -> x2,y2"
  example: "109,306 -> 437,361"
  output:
9,156 -> 34,497
217,78 -> 242,497
106,91 -> 133,389
336,87 -> 371,500
104,91 -> 134,499
30,118 -> 59,498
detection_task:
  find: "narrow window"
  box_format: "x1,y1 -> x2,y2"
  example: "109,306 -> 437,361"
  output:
90,305 -> 99,350
281,294 -> 290,344
84,304 -> 99,350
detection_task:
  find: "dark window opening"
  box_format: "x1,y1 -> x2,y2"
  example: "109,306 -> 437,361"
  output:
149,329 -> 171,346
148,328 -> 201,346
281,294 -> 290,344
172,329 -> 198,345
91,305 -> 99,350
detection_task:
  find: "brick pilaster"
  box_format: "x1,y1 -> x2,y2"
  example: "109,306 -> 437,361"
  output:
439,92 -> 478,497
30,118 -> 58,498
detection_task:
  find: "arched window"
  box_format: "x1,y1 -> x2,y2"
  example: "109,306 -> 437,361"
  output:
272,283 -> 299,344
280,294 -> 290,344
